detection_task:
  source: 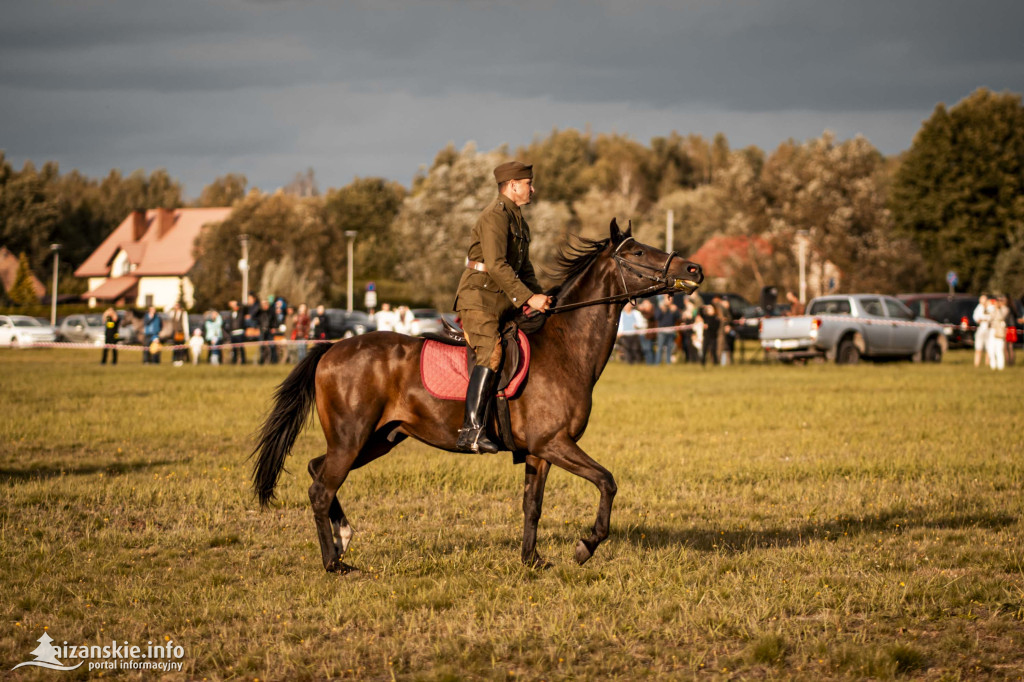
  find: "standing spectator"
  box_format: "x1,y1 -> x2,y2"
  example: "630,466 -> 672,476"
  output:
374,303 -> 398,332
785,291 -> 805,316
1001,295 -> 1017,367
617,302 -> 644,364
142,306 -> 162,364
188,328 -> 205,365
168,302 -> 190,367
692,306 -> 705,362
292,303 -> 311,362
988,296 -> 1008,370
717,298 -> 735,366
678,296 -> 700,363
271,299 -> 287,363
101,307 -> 119,365
256,298 -> 275,365
654,296 -> 680,364
310,304 -> 328,341
637,299 -> 657,364
244,292 -> 261,359
205,309 -> 224,365
701,303 -> 720,366
395,305 -> 414,335
283,305 -> 297,363
973,294 -> 991,368
225,300 -> 247,365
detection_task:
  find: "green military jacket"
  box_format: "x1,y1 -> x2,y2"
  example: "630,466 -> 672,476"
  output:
454,194 -> 542,317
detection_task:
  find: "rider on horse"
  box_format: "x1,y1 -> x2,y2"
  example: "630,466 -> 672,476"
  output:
453,161 -> 552,453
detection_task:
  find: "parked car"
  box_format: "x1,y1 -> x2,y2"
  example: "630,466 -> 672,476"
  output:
321,309 -> 377,339
0,314 -> 57,347
759,293 -> 947,364
56,313 -> 107,345
897,293 -> 979,349
409,308 -> 444,336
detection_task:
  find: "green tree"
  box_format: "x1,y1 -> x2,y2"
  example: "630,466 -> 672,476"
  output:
0,159 -> 62,274
517,128 -> 594,205
762,133 -> 921,297
891,88 -> 1024,293
190,192 -> 330,310
390,142 -> 507,308
196,174 -> 248,208
9,252 -> 41,305
322,177 -> 406,287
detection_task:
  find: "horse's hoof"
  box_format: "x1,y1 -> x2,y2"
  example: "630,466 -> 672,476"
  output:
523,553 -> 552,570
574,540 -> 593,565
325,560 -> 359,574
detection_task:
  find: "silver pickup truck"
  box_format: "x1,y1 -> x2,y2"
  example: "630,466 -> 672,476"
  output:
759,294 -> 947,364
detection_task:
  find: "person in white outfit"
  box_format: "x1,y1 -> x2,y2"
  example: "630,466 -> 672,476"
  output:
188,328 -> 205,365
373,303 -> 398,333
987,298 -> 1007,370
972,294 -> 990,368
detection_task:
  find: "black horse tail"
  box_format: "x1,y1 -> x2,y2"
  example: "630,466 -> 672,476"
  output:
251,341 -> 333,508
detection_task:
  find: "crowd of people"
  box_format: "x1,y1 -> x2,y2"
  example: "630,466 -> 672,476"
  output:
972,294 -> 1019,371
100,288 -> 1021,371
616,293 -> 741,366
369,303 -> 417,334
104,294 -> 335,366
106,295 -> 438,367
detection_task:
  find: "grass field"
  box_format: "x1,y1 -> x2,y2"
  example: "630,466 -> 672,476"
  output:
2,346 -> 1023,680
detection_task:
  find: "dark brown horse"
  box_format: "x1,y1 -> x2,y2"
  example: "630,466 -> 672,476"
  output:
252,219 -> 703,572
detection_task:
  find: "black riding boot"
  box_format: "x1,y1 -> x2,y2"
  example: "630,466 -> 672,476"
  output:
456,366 -> 501,454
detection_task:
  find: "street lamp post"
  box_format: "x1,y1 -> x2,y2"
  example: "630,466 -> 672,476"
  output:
49,243 -> 61,326
344,231 -> 358,312
238,234 -> 250,303
796,230 -> 809,304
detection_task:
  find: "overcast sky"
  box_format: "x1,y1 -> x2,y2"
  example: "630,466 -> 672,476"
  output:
3,0 -> 1023,199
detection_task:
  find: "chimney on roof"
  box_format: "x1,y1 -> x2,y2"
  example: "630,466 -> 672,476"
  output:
131,210 -> 147,241
156,208 -> 176,239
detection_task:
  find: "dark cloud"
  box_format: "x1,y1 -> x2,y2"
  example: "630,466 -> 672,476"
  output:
2,0 -> 1022,196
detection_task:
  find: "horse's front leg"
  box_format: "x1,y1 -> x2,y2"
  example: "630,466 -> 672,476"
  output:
521,455 -> 551,567
534,435 -> 617,565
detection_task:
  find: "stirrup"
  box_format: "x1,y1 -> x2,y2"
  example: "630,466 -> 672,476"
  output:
456,425 -> 500,454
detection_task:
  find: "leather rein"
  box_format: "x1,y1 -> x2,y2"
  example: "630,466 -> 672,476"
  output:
543,238 -> 686,315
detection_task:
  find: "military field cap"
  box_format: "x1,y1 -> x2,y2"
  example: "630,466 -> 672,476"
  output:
494,161 -> 533,184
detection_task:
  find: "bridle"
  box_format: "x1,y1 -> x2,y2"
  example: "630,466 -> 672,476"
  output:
544,238 -> 697,315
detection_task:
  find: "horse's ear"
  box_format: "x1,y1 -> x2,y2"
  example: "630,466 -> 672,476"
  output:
610,218 -> 626,244
610,218 -> 633,244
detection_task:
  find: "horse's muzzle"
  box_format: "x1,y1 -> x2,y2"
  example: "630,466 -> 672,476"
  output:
671,261 -> 704,294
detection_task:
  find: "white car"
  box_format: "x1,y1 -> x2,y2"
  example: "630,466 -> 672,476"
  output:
0,314 -> 57,347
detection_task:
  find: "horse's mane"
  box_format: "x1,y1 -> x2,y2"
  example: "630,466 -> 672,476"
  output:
512,233 -> 611,333
545,234 -> 611,294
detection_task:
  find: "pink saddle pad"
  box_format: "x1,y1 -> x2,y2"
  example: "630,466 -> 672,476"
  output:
420,330 -> 530,401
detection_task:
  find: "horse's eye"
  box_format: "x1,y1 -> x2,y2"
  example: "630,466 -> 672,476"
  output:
632,249 -> 644,257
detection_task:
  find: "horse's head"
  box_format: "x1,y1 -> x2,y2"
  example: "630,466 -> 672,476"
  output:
608,218 -> 703,297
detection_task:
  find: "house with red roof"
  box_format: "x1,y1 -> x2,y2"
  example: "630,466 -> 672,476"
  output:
74,207 -> 231,309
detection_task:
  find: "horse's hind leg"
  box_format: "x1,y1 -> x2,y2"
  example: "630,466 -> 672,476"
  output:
308,451 -> 358,573
307,428 -> 406,572
308,456 -> 355,569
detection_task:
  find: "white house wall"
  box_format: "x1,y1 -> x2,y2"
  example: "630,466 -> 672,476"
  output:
136,277 -> 194,310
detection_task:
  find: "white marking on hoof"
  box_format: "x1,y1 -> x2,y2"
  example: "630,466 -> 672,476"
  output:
338,522 -> 354,556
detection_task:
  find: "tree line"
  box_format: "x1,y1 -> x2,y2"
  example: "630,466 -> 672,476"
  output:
2,87 -> 1022,311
